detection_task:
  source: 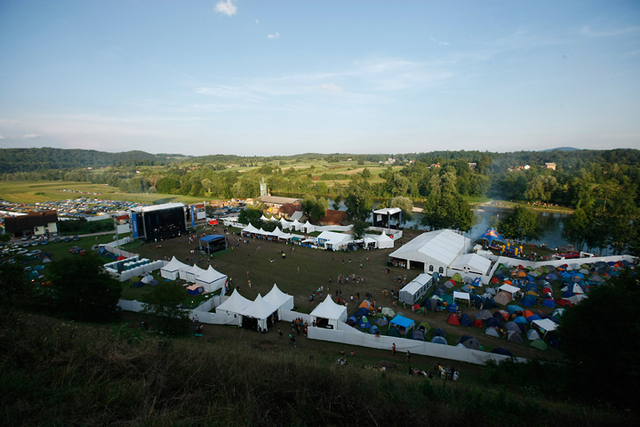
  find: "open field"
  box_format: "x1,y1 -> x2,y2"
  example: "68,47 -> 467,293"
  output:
0,181 -> 209,205
124,223 -> 563,362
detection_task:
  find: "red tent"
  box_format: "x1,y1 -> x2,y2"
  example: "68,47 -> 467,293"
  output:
474,318 -> 484,328
447,313 -> 461,326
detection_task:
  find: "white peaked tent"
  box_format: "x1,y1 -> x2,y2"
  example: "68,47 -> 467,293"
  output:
290,219 -> 302,231
216,289 -> 252,325
260,214 -> 270,221
186,265 -> 207,283
161,256 -> 188,280
195,265 -> 228,294
302,221 -> 316,232
270,227 -> 292,240
280,218 -> 292,229
310,295 -> 348,329
240,294 -> 279,331
179,264 -> 199,281
242,223 -> 261,235
263,284 -> 294,317
376,232 -> 394,249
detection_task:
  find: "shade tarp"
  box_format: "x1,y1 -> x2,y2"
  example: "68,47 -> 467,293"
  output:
390,314 -> 415,330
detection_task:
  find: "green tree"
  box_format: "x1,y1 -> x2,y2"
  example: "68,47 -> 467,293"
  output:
344,177 -> 373,221
387,196 -> 413,223
143,281 -> 191,334
498,206 -> 543,241
361,167 -> 371,179
558,269 -> 640,412
239,206 -> 263,225
48,253 -> 122,322
301,195 -> 329,223
352,219 -> 369,240
562,207 -> 591,251
525,175 -> 558,206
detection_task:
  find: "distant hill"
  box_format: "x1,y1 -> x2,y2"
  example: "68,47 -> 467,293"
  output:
541,147 -> 581,152
0,147 -> 189,174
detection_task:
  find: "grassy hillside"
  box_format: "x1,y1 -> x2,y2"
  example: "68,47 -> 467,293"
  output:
0,312 -> 629,427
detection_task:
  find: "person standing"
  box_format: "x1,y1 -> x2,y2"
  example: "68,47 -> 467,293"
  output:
406,350 -> 411,362
392,343 -> 396,355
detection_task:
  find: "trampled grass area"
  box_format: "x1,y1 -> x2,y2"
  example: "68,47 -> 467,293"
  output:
128,224 -> 563,361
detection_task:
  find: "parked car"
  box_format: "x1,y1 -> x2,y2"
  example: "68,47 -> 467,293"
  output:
54,237 -> 61,243
64,236 -> 71,242
27,250 -> 42,257
73,235 -> 80,241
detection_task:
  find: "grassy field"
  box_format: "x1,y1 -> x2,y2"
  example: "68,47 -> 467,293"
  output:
0,181 -> 210,205
123,223 -> 563,362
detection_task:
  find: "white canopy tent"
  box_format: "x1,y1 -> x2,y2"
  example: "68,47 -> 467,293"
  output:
453,291 -> 471,307
279,218 -> 293,229
160,256 -> 188,280
195,265 -> 228,294
499,284 -> 520,295
389,229 -> 472,274
399,273 -> 433,305
215,289 -> 252,325
310,295 -> 348,329
241,224 -> 261,235
375,232 -> 395,249
448,253 -> 492,275
263,283 -> 294,318
316,230 -> 353,251
239,294 -> 279,331
186,265 -> 207,283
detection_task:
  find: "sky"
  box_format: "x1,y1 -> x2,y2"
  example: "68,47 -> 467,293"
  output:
1,0 -> 639,157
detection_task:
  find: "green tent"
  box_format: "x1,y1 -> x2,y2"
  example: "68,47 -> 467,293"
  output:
529,339 -> 548,351
452,272 -> 463,283
386,328 -> 401,337
417,321 -> 431,332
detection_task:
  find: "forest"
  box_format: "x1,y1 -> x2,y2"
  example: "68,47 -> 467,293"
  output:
1,147 -> 639,254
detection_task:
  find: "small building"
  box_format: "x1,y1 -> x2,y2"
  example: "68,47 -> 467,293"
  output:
544,163 -> 557,170
4,210 -> 58,237
372,207 -> 402,231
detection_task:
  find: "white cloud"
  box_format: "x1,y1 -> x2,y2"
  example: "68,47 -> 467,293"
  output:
430,36 -> 449,47
267,32 -> 279,39
214,0 -> 236,17
319,83 -> 342,93
195,85 -> 265,103
255,19 -> 259,24
22,134 -> 40,139
0,135 -> 5,139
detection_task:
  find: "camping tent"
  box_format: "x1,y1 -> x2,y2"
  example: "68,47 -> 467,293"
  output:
493,291 -> 513,306
399,273 -> 433,305
160,256 -> 188,280
195,266 -> 228,294
310,296 -> 348,329
187,285 -> 204,296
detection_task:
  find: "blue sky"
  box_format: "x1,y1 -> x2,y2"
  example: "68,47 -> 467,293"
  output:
1,0 -> 639,156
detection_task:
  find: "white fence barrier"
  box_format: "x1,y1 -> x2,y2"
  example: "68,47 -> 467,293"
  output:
308,325 -> 526,366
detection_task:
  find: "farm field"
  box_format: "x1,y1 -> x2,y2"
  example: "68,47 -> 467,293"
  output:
0,181 -> 209,205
